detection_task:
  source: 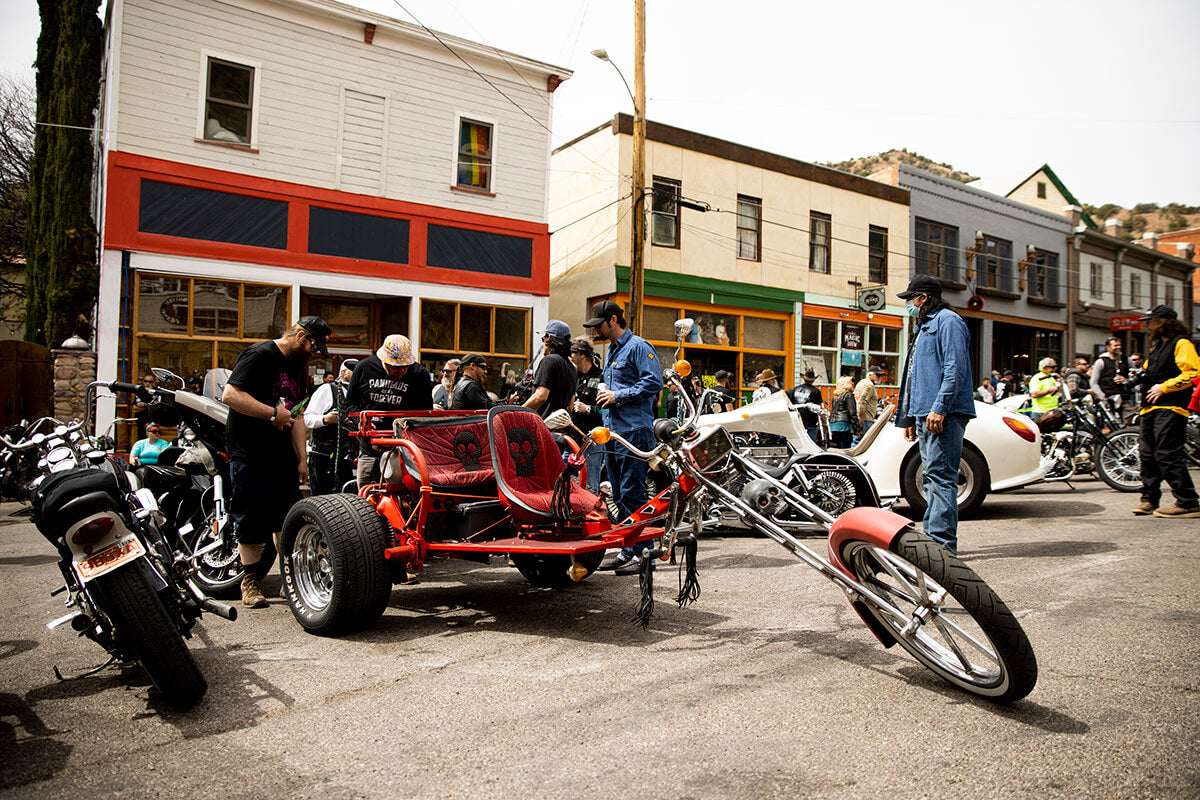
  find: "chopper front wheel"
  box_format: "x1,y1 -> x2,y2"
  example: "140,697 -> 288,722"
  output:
839,530 -> 1037,703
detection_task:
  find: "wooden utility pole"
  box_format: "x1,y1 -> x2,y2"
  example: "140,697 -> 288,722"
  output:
630,0 -> 646,335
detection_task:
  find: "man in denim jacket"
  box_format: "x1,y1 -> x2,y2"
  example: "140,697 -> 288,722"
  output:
895,275 -> 975,553
586,300 -> 665,575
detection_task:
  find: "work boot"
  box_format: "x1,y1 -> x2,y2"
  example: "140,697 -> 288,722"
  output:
1153,505 -> 1200,518
1132,502 -> 1158,516
241,574 -> 268,608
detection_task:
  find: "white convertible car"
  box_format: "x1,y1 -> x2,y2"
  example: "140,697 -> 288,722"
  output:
700,391 -> 1044,517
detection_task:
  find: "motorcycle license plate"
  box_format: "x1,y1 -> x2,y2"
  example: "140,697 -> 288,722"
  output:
75,535 -> 146,583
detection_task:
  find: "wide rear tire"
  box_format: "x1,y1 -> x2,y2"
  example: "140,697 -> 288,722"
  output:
512,549 -> 605,587
839,530 -> 1037,703
93,564 -> 207,710
280,494 -> 393,636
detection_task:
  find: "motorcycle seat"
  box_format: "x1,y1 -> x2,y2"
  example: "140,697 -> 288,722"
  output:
487,406 -> 599,523
390,416 -> 495,491
742,452 -> 807,480
32,468 -> 124,539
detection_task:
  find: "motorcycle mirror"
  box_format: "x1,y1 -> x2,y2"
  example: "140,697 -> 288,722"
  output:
674,317 -> 695,341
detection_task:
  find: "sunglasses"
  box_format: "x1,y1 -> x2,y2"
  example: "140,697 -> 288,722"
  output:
147,428 -> 160,433
442,369 -> 455,374
142,379 -> 156,384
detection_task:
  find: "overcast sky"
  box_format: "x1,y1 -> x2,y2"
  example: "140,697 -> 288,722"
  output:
3,0 -> 1197,208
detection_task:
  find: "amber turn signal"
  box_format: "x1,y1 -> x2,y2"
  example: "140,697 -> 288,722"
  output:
673,359 -> 692,377
590,427 -> 612,444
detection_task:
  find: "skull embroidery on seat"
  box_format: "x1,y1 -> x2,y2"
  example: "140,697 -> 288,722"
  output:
453,430 -> 483,471
506,426 -> 539,477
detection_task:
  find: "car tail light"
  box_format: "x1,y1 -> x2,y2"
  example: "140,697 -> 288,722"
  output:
71,516 -> 115,546
1003,416 -> 1037,442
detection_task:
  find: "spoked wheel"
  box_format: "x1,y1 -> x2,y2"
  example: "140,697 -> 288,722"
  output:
1096,430 -> 1141,492
840,530 -> 1037,703
512,550 -> 605,587
1186,419 -> 1200,467
280,495 -> 393,636
806,471 -> 859,516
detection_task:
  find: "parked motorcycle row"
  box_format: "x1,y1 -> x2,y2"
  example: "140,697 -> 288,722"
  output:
1,335 -> 1045,711
0,372 -> 240,710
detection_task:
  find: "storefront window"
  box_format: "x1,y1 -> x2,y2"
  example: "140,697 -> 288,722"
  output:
133,273 -> 291,379
419,300 -> 530,397
802,315 -> 900,385
192,280 -> 239,336
243,284 -> 289,339
595,296 -> 789,402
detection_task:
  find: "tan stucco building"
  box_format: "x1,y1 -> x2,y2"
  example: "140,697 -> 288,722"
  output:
550,114 -> 911,398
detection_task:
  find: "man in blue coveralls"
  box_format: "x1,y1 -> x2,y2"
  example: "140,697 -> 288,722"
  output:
586,300 -> 664,576
895,275 -> 975,554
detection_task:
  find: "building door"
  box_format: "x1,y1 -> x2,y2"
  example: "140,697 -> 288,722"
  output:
0,341 -> 52,429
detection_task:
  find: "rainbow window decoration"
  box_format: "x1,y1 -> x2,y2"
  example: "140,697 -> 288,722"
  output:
457,119 -> 492,191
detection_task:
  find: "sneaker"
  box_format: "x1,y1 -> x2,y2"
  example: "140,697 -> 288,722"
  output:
614,556 -> 645,577
1132,502 -> 1158,516
1153,505 -> 1200,518
241,574 -> 268,608
598,552 -> 634,571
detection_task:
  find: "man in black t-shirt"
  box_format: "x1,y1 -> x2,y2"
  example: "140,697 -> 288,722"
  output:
789,369 -> 824,444
524,320 -> 577,419
345,334 -> 435,487
706,370 -> 737,414
222,315 -> 330,608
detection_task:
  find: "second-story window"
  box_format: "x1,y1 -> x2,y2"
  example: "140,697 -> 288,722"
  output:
868,226 -> 888,284
981,235 -> 1012,291
1089,263 -> 1103,298
456,119 -> 493,192
1164,282 -> 1176,308
809,212 -> 831,273
1129,272 -> 1142,307
914,218 -> 958,281
203,57 -> 255,144
651,177 -> 680,248
737,195 -> 761,261
1030,249 -> 1059,300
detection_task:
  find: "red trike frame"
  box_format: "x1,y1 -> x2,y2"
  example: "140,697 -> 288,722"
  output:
352,409 -> 680,573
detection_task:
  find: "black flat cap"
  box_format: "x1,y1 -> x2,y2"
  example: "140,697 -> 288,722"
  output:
897,274 -> 943,299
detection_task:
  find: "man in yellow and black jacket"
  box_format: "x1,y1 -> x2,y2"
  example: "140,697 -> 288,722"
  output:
1132,305 -> 1200,518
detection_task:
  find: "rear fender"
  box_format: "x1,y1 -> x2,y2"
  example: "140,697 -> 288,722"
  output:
800,452 -> 882,506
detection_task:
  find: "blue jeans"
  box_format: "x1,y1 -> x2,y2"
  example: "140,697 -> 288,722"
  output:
607,427 -> 654,557
805,426 -> 821,446
916,414 -> 968,554
581,446 -> 605,493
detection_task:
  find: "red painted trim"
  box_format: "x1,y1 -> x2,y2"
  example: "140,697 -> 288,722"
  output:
825,507 -> 913,580
103,151 -> 549,295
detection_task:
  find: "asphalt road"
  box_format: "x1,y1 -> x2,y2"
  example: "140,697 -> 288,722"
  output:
1,479 -> 1197,800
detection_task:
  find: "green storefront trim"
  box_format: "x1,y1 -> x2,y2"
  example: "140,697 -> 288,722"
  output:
615,266 -> 803,313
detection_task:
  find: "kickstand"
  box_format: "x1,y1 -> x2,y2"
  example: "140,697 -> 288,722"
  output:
53,655 -> 118,682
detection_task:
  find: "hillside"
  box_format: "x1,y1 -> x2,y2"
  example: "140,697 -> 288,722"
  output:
821,149 -> 979,184
1082,202 -> 1200,240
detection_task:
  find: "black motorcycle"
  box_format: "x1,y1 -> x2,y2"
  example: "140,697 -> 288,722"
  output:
1036,388 -> 1140,492
5,382 -> 237,711
114,370 -> 244,598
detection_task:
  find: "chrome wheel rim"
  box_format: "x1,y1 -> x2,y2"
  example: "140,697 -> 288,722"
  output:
846,543 -> 1005,689
1100,433 -> 1140,488
292,523 -> 333,611
809,471 -> 857,515
914,457 -> 975,506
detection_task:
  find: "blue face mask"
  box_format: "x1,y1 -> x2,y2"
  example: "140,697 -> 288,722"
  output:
905,299 -> 920,318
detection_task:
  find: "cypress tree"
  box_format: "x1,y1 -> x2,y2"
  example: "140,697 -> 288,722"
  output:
24,0 -> 102,346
